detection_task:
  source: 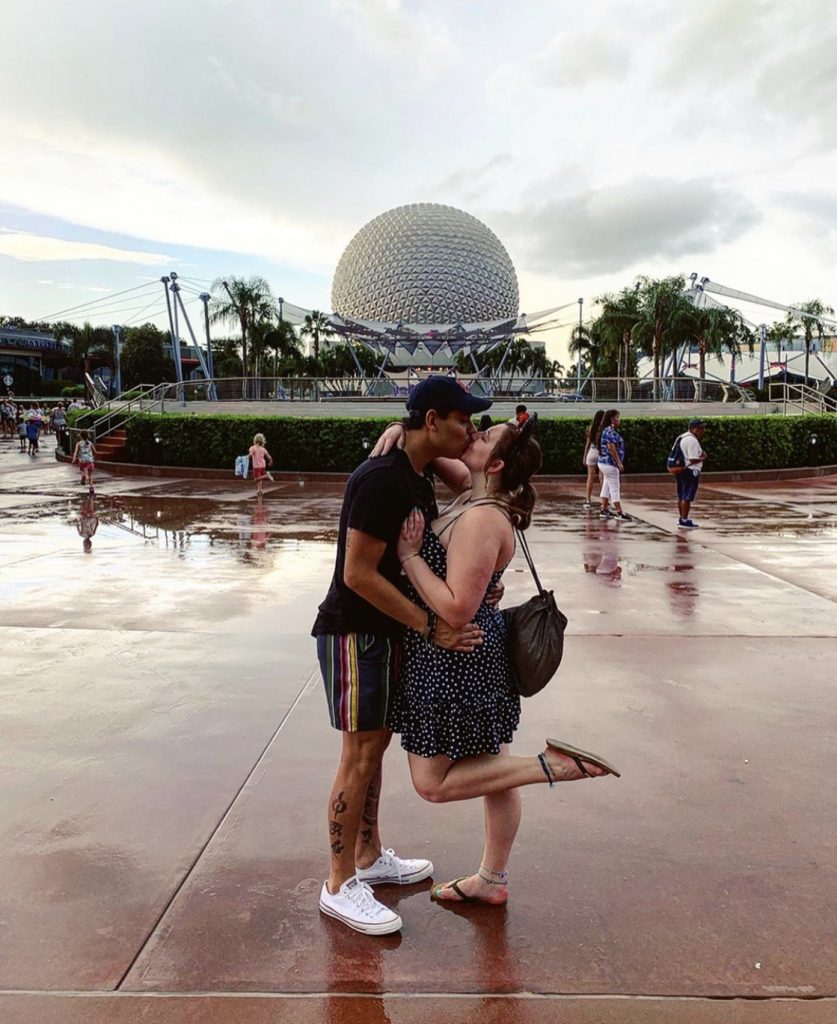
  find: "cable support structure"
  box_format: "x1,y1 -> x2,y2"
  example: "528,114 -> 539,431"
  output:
36,282 -> 160,322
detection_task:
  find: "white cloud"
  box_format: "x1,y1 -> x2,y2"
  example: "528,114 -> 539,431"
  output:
495,177 -> 759,276
0,232 -> 170,265
0,0 -> 834,327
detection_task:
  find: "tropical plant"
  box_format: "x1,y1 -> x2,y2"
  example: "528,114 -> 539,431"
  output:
785,299 -> 835,385
260,320 -> 303,376
631,276 -> 693,399
211,338 -> 244,378
299,310 -> 335,364
671,301 -> 752,395
595,285 -> 644,391
121,323 -> 175,388
209,276 -> 277,381
67,321 -> 115,379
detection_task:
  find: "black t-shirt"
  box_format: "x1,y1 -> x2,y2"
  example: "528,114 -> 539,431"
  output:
312,449 -> 438,637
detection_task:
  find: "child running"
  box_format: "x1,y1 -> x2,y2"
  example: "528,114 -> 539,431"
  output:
248,432 -> 273,497
72,430 -> 97,492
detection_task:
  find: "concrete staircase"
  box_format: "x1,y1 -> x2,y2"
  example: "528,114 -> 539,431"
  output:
95,429 -> 127,462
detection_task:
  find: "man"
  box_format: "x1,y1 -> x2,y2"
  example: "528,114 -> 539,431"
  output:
508,403 -> 529,427
676,418 -> 707,529
312,376 -> 491,935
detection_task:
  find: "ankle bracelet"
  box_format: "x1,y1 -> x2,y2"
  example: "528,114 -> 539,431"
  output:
538,751 -> 555,788
480,864 -> 508,880
478,868 -> 508,886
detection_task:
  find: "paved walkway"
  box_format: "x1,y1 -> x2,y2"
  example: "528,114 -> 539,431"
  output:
0,439 -> 835,1022
156,398 -> 774,419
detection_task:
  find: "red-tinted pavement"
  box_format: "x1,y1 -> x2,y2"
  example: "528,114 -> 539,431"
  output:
0,443 -> 835,1022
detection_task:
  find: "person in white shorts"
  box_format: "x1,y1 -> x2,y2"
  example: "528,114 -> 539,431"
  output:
597,409 -> 633,522
582,410 -> 604,508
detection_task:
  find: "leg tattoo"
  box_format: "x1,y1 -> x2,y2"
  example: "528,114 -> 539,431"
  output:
330,790 -> 348,858
362,769 -> 381,830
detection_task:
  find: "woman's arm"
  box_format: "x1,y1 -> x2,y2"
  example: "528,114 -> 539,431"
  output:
606,442 -> 623,470
429,457 -> 470,494
398,508 -> 507,628
368,423 -> 470,493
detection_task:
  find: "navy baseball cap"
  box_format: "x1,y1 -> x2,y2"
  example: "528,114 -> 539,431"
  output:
688,418 -> 707,428
407,375 -> 492,416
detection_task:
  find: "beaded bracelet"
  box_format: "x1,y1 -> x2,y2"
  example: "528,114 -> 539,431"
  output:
423,610 -> 437,644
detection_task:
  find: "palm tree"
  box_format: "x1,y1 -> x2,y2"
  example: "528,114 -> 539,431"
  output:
766,321 -> 795,373
209,276 -> 277,383
262,320 -> 303,376
596,286 -> 643,398
299,310 -> 335,366
785,299 -> 834,386
67,321 -> 114,387
632,276 -> 692,400
568,321 -> 599,377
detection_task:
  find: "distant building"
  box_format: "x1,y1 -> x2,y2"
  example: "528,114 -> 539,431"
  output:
0,326 -> 71,394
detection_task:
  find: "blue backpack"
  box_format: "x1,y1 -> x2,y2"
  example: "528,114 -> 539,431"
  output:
666,433 -> 687,474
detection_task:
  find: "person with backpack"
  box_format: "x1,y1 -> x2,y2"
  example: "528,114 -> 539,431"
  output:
668,419 -> 707,529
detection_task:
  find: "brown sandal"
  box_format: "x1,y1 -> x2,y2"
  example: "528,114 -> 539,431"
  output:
546,738 -> 621,778
431,876 -> 503,905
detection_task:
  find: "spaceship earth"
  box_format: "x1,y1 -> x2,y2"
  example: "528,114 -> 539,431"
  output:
331,203 -> 519,325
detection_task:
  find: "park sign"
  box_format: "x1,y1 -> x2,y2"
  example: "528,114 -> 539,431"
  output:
0,329 -> 69,353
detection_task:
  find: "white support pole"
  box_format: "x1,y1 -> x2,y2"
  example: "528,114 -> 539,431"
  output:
758,324 -> 767,390
111,324 -> 123,397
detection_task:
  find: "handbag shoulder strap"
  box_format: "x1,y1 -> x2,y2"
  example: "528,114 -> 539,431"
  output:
516,527 -> 546,597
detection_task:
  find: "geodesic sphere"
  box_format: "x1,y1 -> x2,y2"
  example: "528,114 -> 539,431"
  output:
331,203 -> 519,325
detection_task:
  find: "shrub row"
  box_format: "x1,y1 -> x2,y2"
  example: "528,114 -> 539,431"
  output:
67,411 -> 837,474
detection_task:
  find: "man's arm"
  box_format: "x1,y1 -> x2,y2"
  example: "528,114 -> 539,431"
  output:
344,528 -> 483,651
344,528 -> 429,634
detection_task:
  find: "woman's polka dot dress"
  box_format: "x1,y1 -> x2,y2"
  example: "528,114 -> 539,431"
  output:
388,527 -> 521,759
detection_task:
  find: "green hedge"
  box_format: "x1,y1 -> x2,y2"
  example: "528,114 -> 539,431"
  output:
103,412 -> 837,474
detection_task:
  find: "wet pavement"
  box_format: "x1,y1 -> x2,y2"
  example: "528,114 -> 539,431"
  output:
1,440 -> 835,1022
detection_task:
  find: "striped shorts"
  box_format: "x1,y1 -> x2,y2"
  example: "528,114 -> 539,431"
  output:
316,633 -> 401,732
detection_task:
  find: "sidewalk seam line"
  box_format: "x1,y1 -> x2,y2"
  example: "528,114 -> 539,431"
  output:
112,670 -> 318,992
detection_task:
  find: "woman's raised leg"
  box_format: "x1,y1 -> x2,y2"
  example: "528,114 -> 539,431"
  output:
432,746 -> 522,904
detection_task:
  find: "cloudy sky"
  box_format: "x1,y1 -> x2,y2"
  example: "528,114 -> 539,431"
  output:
1,0 -> 835,358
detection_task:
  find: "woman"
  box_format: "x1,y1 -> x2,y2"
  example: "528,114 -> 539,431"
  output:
596,409 -> 633,522
383,417 -> 619,906
582,409 -> 604,509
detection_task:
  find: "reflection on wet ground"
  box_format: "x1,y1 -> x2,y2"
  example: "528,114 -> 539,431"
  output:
1,446 -> 837,1016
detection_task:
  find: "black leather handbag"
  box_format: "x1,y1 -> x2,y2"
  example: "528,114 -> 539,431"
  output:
503,528 -> 568,697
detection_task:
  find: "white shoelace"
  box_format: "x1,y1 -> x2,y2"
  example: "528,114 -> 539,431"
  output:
346,880 -> 383,919
378,849 -> 403,883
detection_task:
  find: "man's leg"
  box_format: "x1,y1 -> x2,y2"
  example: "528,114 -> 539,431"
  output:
354,731 -> 393,869
326,729 -> 389,894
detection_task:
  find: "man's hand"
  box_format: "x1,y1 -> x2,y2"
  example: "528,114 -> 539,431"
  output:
369,423 -> 405,458
435,617 -> 485,653
485,580 -> 505,607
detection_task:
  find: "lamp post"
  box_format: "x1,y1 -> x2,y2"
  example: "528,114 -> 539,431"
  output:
758,323 -> 767,392
276,296 -> 284,380
111,324 -> 123,397
576,297 -> 583,395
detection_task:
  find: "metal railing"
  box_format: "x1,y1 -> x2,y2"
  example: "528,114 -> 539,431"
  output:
103,374 -> 763,406
84,372 -> 108,408
69,383 -> 167,446
769,382 -> 837,416
65,372 -> 772,451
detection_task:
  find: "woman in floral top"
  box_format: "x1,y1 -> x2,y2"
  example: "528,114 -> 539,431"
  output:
596,409 -> 633,521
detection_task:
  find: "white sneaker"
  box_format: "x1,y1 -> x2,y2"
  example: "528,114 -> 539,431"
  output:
318,877 -> 402,935
356,848 -> 434,886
